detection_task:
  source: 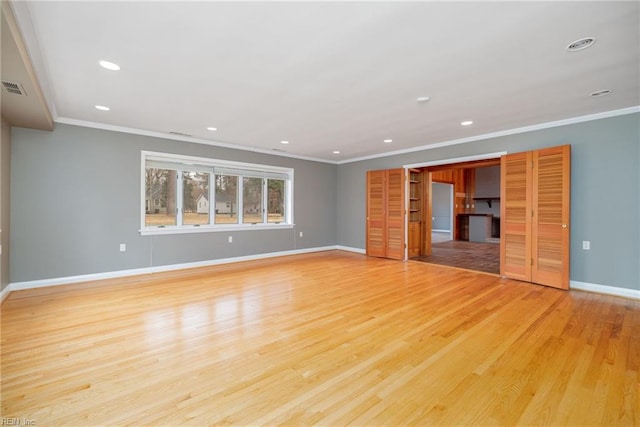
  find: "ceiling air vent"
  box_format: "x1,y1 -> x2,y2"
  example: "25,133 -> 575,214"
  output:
590,89 -> 612,98
566,37 -> 596,52
168,131 -> 193,137
1,80 -> 27,96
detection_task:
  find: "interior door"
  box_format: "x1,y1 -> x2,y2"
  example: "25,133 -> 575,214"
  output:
385,168 -> 406,260
366,170 -> 386,258
532,145 -> 571,289
501,145 -> 571,289
500,151 -> 533,281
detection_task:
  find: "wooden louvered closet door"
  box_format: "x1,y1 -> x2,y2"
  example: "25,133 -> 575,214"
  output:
366,168 -> 406,260
385,169 -> 406,260
500,145 -> 570,289
532,145 -> 571,288
366,170 -> 387,258
500,151 -> 533,282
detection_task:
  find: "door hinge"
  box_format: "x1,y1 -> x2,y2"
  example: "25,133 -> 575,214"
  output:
531,209 -> 534,217
531,258 -> 534,266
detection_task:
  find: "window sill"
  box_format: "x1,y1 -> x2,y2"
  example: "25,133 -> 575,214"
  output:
140,223 -> 294,236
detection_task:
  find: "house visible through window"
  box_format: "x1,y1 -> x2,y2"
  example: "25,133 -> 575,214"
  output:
141,151 -> 293,234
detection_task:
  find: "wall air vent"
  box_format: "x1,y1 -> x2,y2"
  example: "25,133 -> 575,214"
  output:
1,80 -> 27,96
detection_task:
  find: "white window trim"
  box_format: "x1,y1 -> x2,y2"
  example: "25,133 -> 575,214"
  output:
140,150 -> 294,235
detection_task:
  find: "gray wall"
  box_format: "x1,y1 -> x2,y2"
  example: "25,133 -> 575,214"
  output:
1,117 -> 11,291
474,165 -> 501,216
10,124 -> 336,282
432,182 -> 452,231
337,113 -> 640,291
9,114 -> 640,292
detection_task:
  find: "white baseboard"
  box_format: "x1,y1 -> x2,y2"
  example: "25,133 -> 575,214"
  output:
570,280 -> 640,300
10,266 -> 155,292
146,246 -> 338,275
335,245 -> 366,254
432,229 -> 451,233
4,250 -> 636,302
0,284 -> 11,303
5,246 -> 339,296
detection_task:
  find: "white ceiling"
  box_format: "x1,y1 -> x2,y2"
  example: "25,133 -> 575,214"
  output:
12,1 -> 640,162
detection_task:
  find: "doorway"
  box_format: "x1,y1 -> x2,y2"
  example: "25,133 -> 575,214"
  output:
406,152 -> 505,274
431,182 -> 453,244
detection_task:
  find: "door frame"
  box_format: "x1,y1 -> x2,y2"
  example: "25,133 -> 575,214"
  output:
404,151 -> 507,260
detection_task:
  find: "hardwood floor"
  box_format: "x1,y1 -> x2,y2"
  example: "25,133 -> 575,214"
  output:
1,251 -> 638,426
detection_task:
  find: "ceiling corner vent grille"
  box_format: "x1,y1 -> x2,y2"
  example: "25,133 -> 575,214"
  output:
1,80 -> 27,96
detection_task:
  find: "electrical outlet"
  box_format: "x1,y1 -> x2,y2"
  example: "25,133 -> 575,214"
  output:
582,240 -> 590,250
228,236 -> 233,243
299,231 -> 303,238
119,243 -> 126,252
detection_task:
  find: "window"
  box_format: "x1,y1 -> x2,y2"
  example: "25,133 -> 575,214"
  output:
141,151 -> 293,235
145,168 -> 177,226
267,179 -> 285,223
182,171 -> 209,226
214,175 -> 238,224
243,177 -> 263,224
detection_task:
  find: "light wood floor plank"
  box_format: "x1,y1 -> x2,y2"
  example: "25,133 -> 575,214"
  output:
1,250 -> 638,426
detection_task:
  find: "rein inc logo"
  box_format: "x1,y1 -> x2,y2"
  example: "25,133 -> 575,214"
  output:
1,419 -> 35,426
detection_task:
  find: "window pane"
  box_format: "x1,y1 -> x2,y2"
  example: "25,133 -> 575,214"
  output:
183,172 -> 209,225
243,177 -> 263,224
215,175 -> 238,224
267,179 -> 285,223
145,168 -> 177,226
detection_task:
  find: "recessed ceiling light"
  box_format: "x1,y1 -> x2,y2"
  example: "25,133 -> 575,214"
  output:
99,60 -> 120,71
461,120 -> 473,126
95,105 -> 110,111
566,37 -> 596,52
280,140 -> 289,144
590,89 -> 612,97
383,139 -> 393,143
207,127 -> 217,131
332,150 -> 341,154
416,96 -> 430,103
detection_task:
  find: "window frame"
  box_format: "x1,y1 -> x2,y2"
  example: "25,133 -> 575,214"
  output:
140,151 -> 294,235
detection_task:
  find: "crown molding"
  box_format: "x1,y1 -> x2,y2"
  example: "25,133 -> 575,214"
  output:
337,106 -> 640,165
54,117 -> 338,165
